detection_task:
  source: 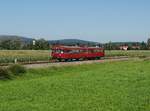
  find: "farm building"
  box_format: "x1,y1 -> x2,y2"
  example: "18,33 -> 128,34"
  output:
119,46 -> 129,50
131,45 -> 140,50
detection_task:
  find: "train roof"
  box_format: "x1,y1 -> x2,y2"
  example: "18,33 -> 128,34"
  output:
51,45 -> 104,50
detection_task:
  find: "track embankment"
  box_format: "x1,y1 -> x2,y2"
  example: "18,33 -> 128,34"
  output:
24,57 -> 138,69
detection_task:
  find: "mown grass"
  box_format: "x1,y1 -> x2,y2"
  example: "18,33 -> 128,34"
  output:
0,60 -> 150,111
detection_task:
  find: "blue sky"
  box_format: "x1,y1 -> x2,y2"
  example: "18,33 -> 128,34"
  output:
0,0 -> 150,42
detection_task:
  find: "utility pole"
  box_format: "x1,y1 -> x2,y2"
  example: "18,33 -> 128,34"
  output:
32,40 -> 36,50
109,41 -> 112,51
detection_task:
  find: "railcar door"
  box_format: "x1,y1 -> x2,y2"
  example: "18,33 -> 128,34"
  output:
87,48 -> 104,59
69,49 -> 81,59
79,49 -> 88,59
97,49 -> 105,57
87,49 -> 95,58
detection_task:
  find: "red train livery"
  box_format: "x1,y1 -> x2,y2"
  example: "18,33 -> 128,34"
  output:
51,45 -> 105,61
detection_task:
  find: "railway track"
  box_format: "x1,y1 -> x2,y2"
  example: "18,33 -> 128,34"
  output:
0,56 -> 127,66
0,56 -> 137,69
26,57 -> 134,69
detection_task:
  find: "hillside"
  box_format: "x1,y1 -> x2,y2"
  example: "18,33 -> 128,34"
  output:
110,42 -> 141,46
0,35 -> 143,46
48,39 -> 99,45
0,35 -> 100,46
0,35 -> 33,43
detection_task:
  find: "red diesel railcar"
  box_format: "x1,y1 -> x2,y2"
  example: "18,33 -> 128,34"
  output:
51,45 -> 105,61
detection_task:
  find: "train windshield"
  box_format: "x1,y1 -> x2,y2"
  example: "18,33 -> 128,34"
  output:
52,49 -> 64,53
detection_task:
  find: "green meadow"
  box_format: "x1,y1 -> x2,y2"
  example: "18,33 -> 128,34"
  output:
0,60 -> 150,111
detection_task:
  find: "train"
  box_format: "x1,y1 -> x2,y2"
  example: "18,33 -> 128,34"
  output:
51,45 -> 105,61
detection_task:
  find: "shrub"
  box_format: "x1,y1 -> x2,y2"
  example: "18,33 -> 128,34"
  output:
8,64 -> 26,75
0,67 -> 10,79
138,55 -> 146,59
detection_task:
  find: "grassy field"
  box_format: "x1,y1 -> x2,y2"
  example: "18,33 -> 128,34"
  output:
0,50 -> 50,63
106,50 -> 150,57
0,50 -> 150,64
0,60 -> 150,111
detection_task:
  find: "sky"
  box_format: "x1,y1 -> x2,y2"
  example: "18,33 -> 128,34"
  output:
0,0 -> 150,43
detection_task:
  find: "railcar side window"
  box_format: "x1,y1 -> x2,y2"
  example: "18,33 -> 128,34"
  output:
69,50 -> 80,54
88,50 -> 94,53
94,49 -> 99,52
88,49 -> 103,53
64,50 -> 70,53
99,49 -> 103,52
94,49 -> 103,52
80,49 -> 87,53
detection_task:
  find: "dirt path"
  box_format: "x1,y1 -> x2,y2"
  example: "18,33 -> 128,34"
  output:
24,57 -> 138,69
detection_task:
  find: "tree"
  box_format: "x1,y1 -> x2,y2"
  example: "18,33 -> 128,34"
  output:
108,41 -> 112,50
140,41 -> 147,50
0,38 -> 21,50
12,39 -> 21,50
147,38 -> 150,49
34,39 -> 49,50
1,40 -> 11,49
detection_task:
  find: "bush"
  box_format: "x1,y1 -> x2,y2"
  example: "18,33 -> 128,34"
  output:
8,64 -> 26,75
0,67 -> 10,79
138,55 -> 146,59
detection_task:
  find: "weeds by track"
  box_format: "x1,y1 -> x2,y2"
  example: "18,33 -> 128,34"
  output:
0,56 -> 130,66
26,57 -> 135,69
2,56 -> 140,69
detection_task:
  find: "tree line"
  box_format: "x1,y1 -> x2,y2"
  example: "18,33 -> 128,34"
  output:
0,38 -> 49,50
1,38 -> 150,50
104,38 -> 150,50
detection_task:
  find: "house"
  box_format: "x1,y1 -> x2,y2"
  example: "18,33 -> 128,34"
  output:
131,45 -> 140,50
119,46 -> 128,51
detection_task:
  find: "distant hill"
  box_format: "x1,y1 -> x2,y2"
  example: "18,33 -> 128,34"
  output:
0,35 -> 100,46
0,35 -> 142,46
48,39 -> 100,46
0,35 -> 33,44
109,42 -> 141,46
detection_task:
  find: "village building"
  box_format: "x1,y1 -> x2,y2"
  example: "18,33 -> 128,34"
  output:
119,46 -> 129,50
131,45 -> 140,50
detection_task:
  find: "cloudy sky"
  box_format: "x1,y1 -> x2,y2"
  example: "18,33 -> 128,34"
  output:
0,0 -> 150,42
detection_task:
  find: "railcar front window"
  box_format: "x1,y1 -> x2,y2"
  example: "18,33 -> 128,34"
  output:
55,49 -> 62,53
52,50 -> 55,53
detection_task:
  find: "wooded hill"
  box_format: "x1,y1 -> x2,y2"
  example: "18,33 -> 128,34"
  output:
0,35 -> 100,50
0,35 -> 149,50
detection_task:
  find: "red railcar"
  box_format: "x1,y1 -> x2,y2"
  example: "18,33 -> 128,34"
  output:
51,45 -> 105,61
